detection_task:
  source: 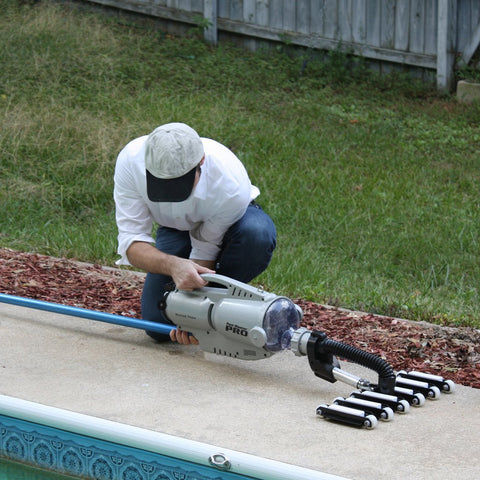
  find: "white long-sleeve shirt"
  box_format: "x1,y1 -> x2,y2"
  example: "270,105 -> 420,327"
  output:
113,136 -> 259,265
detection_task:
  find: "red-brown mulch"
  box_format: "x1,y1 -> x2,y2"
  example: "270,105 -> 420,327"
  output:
1,247 -> 479,388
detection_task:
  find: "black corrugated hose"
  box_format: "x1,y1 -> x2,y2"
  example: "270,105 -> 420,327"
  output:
307,331 -> 396,394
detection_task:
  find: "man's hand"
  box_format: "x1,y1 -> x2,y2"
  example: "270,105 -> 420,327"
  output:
126,242 -> 215,290
168,259 -> 214,344
169,257 -> 215,291
126,242 -> 214,345
169,328 -> 199,345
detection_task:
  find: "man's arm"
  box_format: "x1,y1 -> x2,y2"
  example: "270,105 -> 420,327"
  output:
127,241 -> 215,346
126,241 -> 215,290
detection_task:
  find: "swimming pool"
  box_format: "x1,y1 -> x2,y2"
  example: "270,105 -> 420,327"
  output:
0,457 -> 75,479
0,394 -> 344,480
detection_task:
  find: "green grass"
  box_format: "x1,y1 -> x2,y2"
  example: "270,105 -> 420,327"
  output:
1,0 -> 479,327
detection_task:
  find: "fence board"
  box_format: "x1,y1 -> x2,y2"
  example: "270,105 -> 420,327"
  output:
242,0 -> 255,23
217,0 -> 228,17
230,0 -> 243,21
424,0 -> 438,54
352,0 -> 366,45
269,0 -> 283,30
473,1 -> 480,34
437,0 -> 457,90
380,0 -> 395,49
256,0 -> 269,27
312,1 -> 326,36
203,0 -> 217,43
296,0 -> 311,34
394,0 -> 410,51
338,0 -> 353,43
366,0 -> 380,46
410,0 -> 426,52
456,0 -> 472,48
462,22 -> 480,64
283,0 -> 296,31
323,0 -> 338,38
177,0 -> 192,11
191,0 -> 203,11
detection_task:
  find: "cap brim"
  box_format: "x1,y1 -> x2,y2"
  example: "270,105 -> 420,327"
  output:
146,166 -> 197,202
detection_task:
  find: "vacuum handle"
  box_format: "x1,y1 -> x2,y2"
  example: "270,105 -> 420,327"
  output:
199,273 -> 235,287
198,274 -> 269,301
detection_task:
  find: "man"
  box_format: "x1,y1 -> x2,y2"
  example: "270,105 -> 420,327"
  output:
114,122 -> 276,344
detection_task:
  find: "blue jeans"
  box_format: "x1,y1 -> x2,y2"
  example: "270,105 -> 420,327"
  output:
142,202 -> 276,341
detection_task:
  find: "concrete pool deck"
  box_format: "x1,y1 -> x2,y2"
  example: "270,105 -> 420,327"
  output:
1,301 -> 479,480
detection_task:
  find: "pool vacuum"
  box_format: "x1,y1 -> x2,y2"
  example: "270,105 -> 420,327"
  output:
0,273 -> 455,429
160,274 -> 455,429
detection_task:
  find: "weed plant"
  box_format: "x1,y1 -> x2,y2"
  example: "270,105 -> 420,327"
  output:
1,0 -> 479,327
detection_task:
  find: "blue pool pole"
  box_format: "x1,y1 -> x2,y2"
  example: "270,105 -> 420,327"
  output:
0,293 -> 173,335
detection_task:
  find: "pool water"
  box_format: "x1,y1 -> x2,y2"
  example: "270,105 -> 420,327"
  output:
0,458 -> 76,480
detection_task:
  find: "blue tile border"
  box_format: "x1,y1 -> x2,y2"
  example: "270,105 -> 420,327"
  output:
0,415 -> 252,480
0,395 -> 340,480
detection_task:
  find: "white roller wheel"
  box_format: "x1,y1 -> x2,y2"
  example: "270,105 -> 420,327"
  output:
364,414 -> 378,430
332,397 -> 344,404
427,385 -> 441,400
412,393 -> 426,407
316,404 -> 328,417
444,379 -> 456,393
396,370 -> 407,376
380,407 -> 394,422
397,399 -> 410,413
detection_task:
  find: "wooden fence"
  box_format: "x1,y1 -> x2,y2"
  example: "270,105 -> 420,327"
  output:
85,0 -> 480,90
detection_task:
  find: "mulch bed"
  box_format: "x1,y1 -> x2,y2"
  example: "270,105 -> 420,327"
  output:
1,247 -> 479,388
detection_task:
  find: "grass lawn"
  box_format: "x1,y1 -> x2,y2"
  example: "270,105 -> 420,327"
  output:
1,0 -> 479,327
